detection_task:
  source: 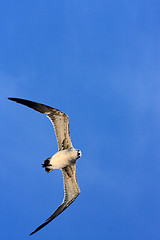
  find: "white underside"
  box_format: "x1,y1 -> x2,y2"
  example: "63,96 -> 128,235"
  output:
50,148 -> 79,170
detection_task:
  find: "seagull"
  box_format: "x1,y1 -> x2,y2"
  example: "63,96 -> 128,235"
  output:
8,97 -> 82,235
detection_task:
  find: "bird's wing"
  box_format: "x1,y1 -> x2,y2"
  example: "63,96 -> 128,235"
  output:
30,164 -> 80,235
8,98 -> 73,151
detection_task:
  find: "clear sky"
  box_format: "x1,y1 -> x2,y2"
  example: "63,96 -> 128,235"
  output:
0,1 -> 160,240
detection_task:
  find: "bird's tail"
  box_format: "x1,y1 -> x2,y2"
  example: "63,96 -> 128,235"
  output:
42,157 -> 53,173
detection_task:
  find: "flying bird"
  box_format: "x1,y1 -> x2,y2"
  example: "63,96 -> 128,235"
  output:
8,97 -> 82,235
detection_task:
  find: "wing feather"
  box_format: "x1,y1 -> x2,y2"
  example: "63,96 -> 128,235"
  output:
8,98 -> 73,151
30,164 -> 80,235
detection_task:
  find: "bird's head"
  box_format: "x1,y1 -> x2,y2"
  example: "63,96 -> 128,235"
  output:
77,149 -> 82,159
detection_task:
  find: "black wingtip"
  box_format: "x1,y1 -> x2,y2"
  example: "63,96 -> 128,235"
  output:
8,97 -> 14,100
7,97 -> 54,114
8,97 -> 20,102
30,228 -> 40,236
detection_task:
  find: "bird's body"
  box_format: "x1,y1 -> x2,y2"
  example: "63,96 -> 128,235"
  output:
8,97 -> 82,236
44,148 -> 81,172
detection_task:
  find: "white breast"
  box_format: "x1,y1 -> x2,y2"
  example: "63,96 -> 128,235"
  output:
50,148 -> 78,169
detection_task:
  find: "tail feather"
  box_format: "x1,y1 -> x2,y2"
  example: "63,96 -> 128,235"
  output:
42,158 -> 52,173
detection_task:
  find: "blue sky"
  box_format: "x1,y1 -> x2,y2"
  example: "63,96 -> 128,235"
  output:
0,1 -> 160,239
